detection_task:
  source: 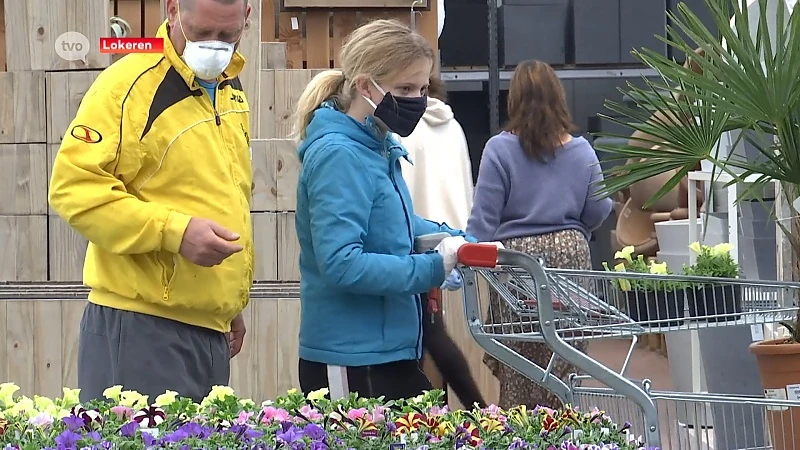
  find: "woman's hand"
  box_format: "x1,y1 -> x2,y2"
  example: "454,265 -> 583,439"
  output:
434,236 -> 469,273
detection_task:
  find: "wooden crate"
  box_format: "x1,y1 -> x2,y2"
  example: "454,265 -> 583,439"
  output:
251,140 -> 279,212
0,144 -> 48,215
47,216 -> 88,281
252,212 -> 278,281
261,69 -> 327,139
263,4 -> 439,70
0,215 -> 48,281
45,71 -> 102,144
0,72 -> 46,144
277,212 -> 300,281
3,0 -> 111,71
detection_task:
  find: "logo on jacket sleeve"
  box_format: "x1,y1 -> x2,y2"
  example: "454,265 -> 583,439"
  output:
70,125 -> 103,144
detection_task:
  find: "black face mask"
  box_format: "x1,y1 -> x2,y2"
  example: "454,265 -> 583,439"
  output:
366,80 -> 427,137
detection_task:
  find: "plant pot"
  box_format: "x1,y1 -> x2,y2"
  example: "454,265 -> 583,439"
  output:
624,289 -> 685,327
748,338 -> 800,450
686,283 -> 743,323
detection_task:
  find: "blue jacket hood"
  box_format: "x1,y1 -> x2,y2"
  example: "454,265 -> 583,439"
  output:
297,101 -> 407,163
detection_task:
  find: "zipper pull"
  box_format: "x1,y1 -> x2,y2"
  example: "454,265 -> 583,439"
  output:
215,114 -> 221,126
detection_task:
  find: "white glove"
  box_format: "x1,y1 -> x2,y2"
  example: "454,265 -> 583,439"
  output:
434,236 -> 469,274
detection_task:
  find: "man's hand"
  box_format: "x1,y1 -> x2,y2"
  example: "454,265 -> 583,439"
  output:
228,312 -> 246,358
179,218 -> 243,267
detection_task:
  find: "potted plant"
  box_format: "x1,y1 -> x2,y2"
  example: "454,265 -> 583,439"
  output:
681,241 -> 743,322
588,0 -> 800,447
603,245 -> 687,327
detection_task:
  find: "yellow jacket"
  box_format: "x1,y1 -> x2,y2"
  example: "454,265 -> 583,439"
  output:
48,21 -> 254,333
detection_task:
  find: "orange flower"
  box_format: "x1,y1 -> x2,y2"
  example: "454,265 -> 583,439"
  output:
542,414 -> 559,432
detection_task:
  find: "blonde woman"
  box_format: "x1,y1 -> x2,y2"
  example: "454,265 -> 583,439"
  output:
289,19 -> 494,400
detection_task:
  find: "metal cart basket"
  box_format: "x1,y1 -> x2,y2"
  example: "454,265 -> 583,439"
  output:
456,244 -> 800,449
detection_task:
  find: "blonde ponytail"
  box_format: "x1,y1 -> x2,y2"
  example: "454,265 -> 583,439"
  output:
290,19 -> 435,142
291,70 -> 349,142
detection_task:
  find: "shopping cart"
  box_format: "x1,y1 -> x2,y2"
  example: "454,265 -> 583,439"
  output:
455,243 -> 800,449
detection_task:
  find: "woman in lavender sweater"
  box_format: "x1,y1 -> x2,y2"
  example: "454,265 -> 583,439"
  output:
466,60 -> 613,410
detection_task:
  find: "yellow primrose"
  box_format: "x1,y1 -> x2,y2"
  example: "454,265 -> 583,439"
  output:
0,383 -> 20,406
286,388 -> 299,396
712,243 -> 733,256
409,395 -> 424,404
34,396 -> 55,412
614,246 -> 635,263
239,399 -> 255,407
307,388 -> 329,402
119,390 -> 148,409
689,242 -> 703,254
61,388 -> 80,407
8,396 -> 35,418
208,385 -> 235,401
103,385 -> 123,402
154,390 -> 178,407
648,261 -> 668,274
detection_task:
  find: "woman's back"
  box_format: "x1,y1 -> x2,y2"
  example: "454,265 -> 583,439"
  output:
467,131 -> 611,242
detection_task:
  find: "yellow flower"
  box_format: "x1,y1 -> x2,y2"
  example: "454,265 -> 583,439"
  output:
34,396 -> 55,412
618,279 -> 632,292
286,388 -> 299,396
0,383 -> 20,405
712,243 -> 733,256
8,395 -> 35,418
614,246 -> 635,263
103,385 -> 123,402
154,390 -> 178,408
61,388 -> 80,407
307,388 -> 329,402
119,390 -> 148,409
409,395 -> 423,404
648,261 -> 668,275
613,263 -> 626,273
239,399 -> 255,407
202,385 -> 235,406
689,242 -> 703,254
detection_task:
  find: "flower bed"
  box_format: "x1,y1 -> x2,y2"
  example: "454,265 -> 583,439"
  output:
0,383 -> 656,449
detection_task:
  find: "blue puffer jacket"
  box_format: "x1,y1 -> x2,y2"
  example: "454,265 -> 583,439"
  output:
294,101 -> 472,367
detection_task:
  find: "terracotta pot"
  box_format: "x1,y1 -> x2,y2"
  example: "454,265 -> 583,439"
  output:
748,338 -> 800,450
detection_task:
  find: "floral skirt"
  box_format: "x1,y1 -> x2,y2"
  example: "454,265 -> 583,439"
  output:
483,229 -> 591,410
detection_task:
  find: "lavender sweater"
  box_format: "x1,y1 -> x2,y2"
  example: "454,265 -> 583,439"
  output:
466,131 -> 613,242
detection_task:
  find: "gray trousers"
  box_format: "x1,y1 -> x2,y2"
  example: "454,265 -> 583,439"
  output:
77,303 -> 230,404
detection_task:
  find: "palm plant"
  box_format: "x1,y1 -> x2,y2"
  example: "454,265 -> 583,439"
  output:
592,0 -> 800,342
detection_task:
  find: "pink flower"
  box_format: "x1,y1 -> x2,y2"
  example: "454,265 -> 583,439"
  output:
110,405 -> 133,420
347,408 -> 367,420
235,410 -> 254,425
298,404 -> 323,422
261,406 -> 291,423
367,405 -> 386,423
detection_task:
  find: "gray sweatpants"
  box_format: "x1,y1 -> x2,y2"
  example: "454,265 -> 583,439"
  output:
77,303 -> 230,404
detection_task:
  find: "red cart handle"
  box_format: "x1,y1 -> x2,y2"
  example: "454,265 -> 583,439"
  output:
457,243 -> 499,268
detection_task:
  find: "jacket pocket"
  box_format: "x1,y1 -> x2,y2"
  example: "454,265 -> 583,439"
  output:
155,250 -> 178,298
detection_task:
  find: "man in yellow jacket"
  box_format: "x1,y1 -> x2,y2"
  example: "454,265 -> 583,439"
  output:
48,0 -> 254,403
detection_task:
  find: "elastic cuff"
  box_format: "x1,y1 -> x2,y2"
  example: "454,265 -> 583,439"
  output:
162,210 -> 193,253
428,252 -> 446,286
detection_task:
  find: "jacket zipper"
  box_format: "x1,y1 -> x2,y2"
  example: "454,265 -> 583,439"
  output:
388,149 -> 423,361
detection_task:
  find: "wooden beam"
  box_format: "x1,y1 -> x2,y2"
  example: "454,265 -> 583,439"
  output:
258,70 -> 276,139
274,139 -> 299,211
273,69 -> 314,138
46,71 -> 102,145
252,212 -> 278,281
0,72 -> 46,145
261,42 -> 288,69
0,144 -> 48,215
0,215 -> 48,281
277,212 -> 300,281
239,0 -> 262,138
283,0 -> 429,7
4,0 -> 111,71
47,216 -> 88,281
251,139 -> 279,212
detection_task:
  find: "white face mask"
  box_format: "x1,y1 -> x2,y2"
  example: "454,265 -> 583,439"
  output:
182,40 -> 235,80
176,8 -> 241,80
